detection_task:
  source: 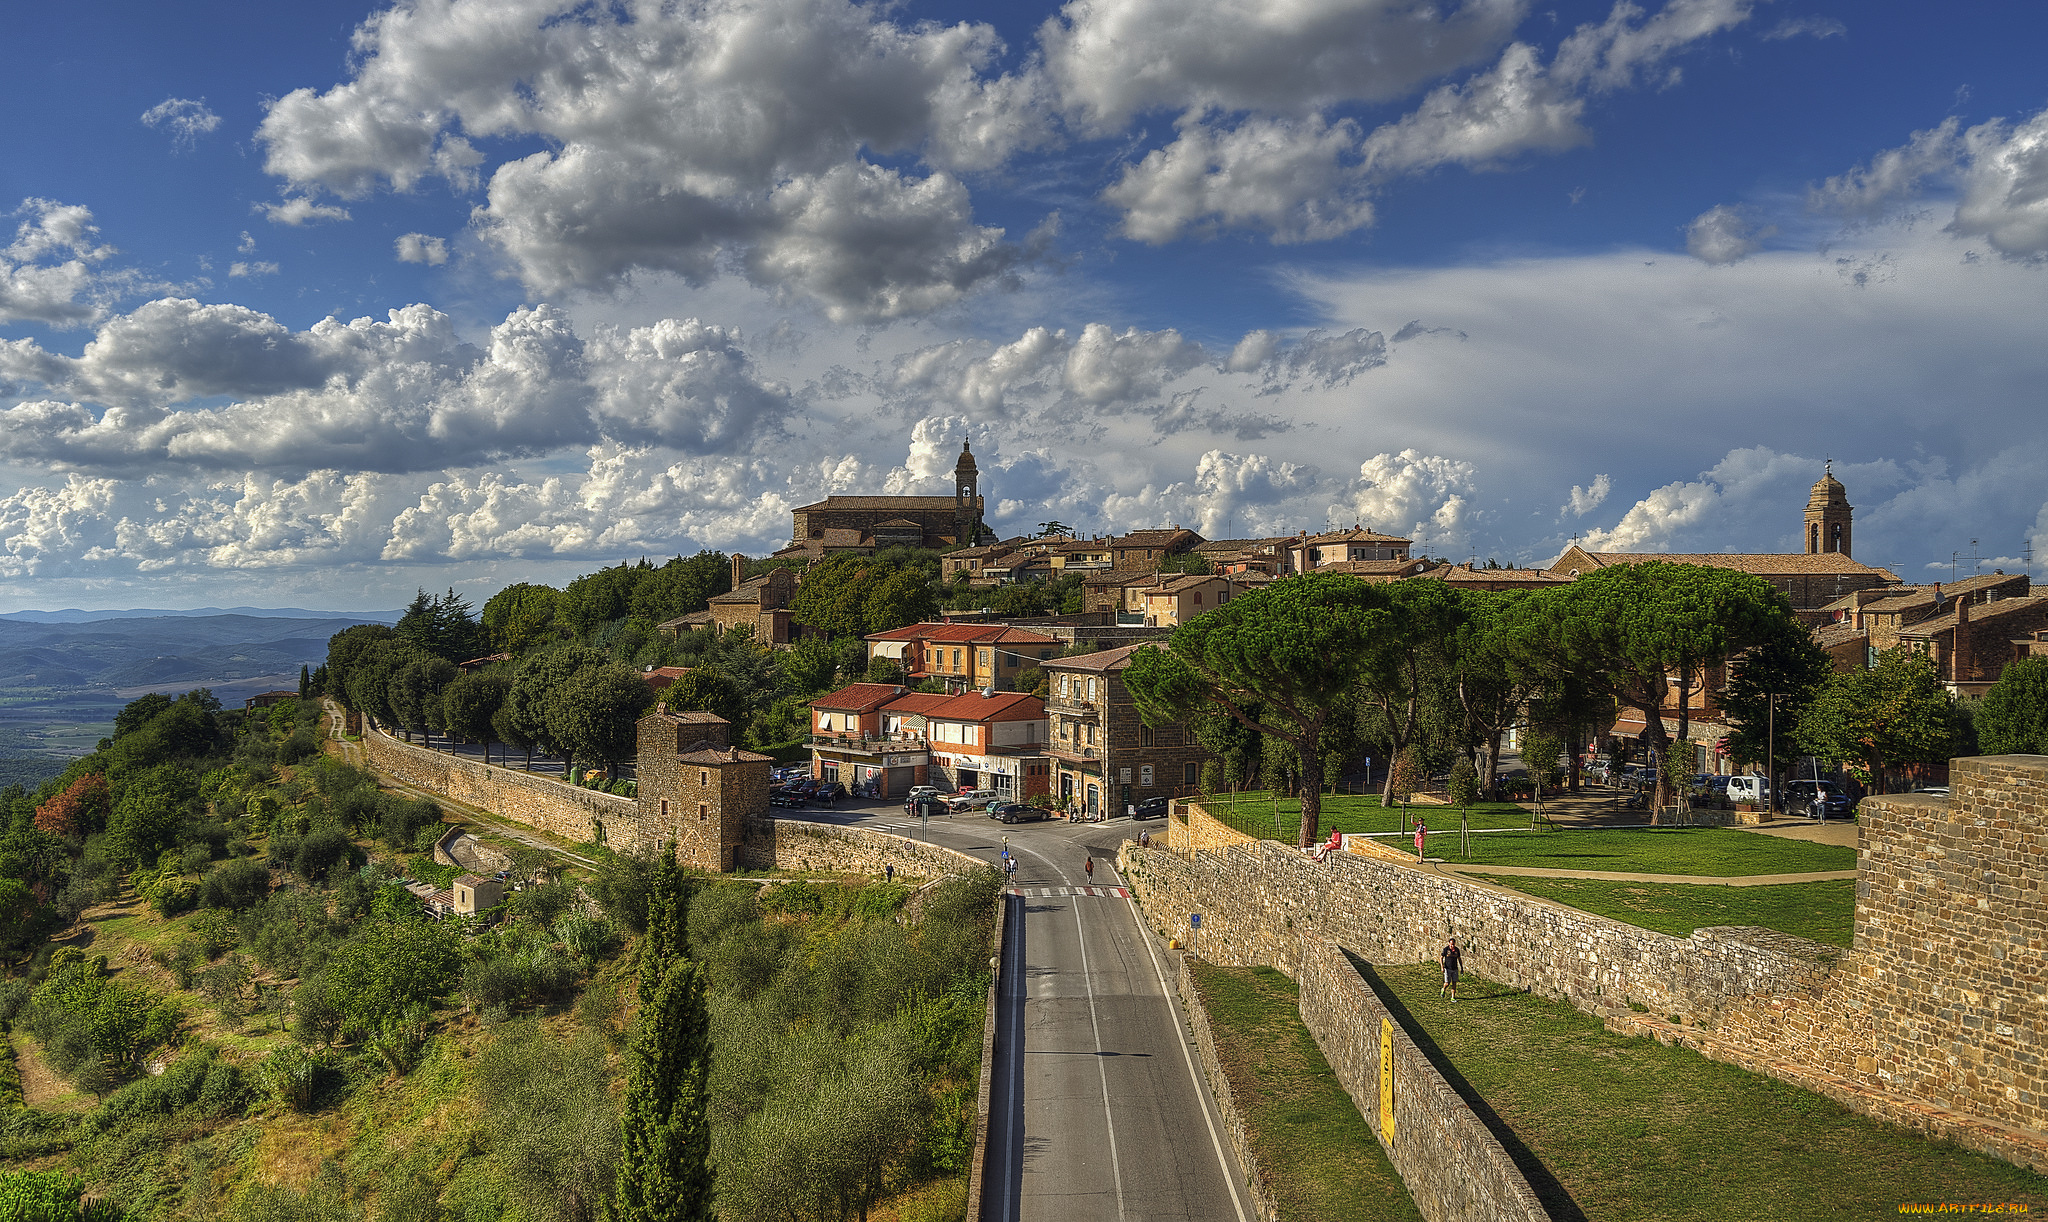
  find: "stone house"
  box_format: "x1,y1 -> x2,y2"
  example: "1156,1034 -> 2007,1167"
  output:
1043,644 -> 1210,818
1079,568 -> 1153,615
1285,527 -> 1413,571
658,553 -> 801,645
635,706 -> 772,871
1835,572 -> 2031,654
1422,563 -> 1577,592
1107,527 -> 1205,571
1139,573 -> 1241,627
862,622 -> 1060,692
451,874 -> 505,916
1897,594 -> 2048,697
1193,537 -> 1294,575
941,543 -> 1012,582
1051,537 -> 1115,572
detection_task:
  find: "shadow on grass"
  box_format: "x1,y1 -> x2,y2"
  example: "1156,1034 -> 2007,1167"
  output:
1343,949 -> 1588,1222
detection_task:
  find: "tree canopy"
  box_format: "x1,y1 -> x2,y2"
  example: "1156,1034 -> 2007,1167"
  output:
1796,646 -> 1962,793
1975,656 -> 2048,755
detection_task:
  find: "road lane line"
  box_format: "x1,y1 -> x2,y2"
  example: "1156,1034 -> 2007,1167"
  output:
1071,898 -> 1128,1222
998,891 -> 1025,1222
1118,865 -> 1252,1222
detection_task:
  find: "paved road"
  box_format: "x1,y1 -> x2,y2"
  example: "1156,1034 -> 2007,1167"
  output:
799,802 -> 1250,1222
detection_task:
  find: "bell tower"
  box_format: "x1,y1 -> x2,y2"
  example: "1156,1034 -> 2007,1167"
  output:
953,438 -> 982,545
1805,461 -> 1852,557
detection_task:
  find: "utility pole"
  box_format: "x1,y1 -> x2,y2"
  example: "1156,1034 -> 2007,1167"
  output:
1766,693 -> 1779,817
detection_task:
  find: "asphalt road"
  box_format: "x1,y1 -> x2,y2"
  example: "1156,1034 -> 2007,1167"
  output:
795,801 -> 1250,1222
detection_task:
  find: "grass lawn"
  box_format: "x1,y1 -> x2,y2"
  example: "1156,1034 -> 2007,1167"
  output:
1472,876 -> 1856,947
1191,962 -> 1420,1222
1204,793 -> 1853,876
1364,960 -> 2048,1220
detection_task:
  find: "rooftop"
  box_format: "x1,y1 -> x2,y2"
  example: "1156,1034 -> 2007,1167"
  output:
793,494 -> 964,512
1296,526 -> 1413,546
809,682 -> 911,713
1897,595 -> 2048,639
887,688 -> 1045,721
1042,643 -> 1149,673
1555,546 -> 1885,577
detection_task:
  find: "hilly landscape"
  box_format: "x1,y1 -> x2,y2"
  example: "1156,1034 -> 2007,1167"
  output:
0,612 -> 394,789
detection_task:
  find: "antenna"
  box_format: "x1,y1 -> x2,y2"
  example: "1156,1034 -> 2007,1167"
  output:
1970,538 -> 1982,577
2025,537 -> 2035,581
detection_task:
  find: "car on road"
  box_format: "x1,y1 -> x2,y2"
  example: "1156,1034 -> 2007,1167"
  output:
993,803 -> 1050,823
1132,795 -> 1170,819
1783,779 -> 1852,819
947,789 -> 1001,813
906,785 -> 947,803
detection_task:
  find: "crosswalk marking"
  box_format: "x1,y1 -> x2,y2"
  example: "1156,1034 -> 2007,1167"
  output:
1006,886 -> 1129,899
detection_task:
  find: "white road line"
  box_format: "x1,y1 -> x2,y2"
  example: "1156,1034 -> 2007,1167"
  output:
999,890 -> 1025,1222
1071,896 -> 1128,1222
1121,867 -> 1251,1222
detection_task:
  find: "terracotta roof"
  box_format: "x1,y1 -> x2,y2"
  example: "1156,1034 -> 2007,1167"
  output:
649,708 -> 728,725
710,573 -> 776,603
818,528 -> 870,547
1055,539 -> 1113,553
656,609 -> 717,629
993,626 -> 1060,644
794,495 -> 962,511
1313,559 -> 1428,576
677,746 -> 774,764
1897,595 -> 2048,639
1859,572 -> 2028,614
454,874 -> 486,887
1297,527 -> 1412,546
1148,573 -> 1229,594
1425,563 -> 1575,586
1813,624 -> 1867,649
1110,528 -> 1202,547
915,689 -> 1046,722
460,652 -> 513,667
640,666 -> 692,689
878,692 -> 957,717
810,682 -> 911,713
1570,549 -> 1884,577
875,517 -> 923,529
1193,538 -> 1270,553
1043,643 -> 1149,672
946,544 -> 1010,560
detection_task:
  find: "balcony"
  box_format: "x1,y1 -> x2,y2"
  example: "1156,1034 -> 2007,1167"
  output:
809,732 -> 930,756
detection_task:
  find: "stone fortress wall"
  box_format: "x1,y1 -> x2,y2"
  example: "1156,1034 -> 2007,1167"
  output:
362,725 -> 643,846
1121,756 -> 2048,1173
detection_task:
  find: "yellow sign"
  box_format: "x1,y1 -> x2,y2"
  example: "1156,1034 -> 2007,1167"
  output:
1378,1016 -> 1395,1138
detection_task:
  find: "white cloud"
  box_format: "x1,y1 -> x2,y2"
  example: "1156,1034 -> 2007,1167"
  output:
1037,0 -> 1523,133
1810,107 -> 2048,258
139,98 -> 221,150
1685,204 -> 1773,264
1761,15 -> 1846,40
1808,117 -> 1960,223
1338,450 -> 1477,551
0,299 -> 790,474
1,199 -> 117,327
1564,474 -> 1611,517
395,233 -> 449,266
261,197 -> 353,226
228,261 -> 280,278
238,232 -> 257,253
1105,113 -> 1374,244
1552,0 -> 1756,93
1359,42 -> 1588,177
255,0 -> 1050,322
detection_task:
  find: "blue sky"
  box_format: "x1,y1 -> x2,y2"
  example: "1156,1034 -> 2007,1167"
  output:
2,0 -> 2045,611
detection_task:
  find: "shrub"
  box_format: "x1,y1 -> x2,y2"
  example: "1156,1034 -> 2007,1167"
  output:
758,879 -> 823,917
149,939 -> 203,990
258,1044 -> 335,1113
293,828 -> 362,885
200,858 -> 272,911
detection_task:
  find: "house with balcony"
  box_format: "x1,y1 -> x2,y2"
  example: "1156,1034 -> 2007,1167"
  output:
807,682 -> 928,796
917,689 -> 1051,799
1042,644 -> 1210,818
1051,537 -> 1115,572
862,622 -> 1060,692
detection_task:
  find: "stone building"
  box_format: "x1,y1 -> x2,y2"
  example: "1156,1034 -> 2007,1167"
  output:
1897,593 -> 2048,697
1805,465 -> 1853,556
635,706 -> 772,871
1285,527 -> 1413,571
1043,644 -> 1210,817
657,553 -> 800,645
1107,527 -> 1205,571
783,439 -> 993,557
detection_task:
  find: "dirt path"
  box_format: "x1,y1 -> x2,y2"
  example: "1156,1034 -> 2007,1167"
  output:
12,1032 -> 89,1112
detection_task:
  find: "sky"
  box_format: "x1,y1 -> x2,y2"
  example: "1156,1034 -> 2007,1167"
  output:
2,0 -> 2045,613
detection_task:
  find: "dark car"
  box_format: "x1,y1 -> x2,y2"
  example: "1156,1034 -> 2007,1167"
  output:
994,803 -> 1049,824
811,781 -> 846,803
1132,795 -> 1170,819
1783,779 -> 1852,819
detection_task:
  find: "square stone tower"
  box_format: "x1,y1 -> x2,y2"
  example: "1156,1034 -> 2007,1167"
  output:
636,706 -> 773,871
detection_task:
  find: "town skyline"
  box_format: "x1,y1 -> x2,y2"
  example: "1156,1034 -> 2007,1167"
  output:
3,0 -> 2045,614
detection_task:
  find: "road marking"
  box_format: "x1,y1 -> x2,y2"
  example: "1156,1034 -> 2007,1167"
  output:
1006,885 -> 1130,899
1071,895 -> 1128,1222
1126,886 -> 1252,1222
998,891 -> 1025,1222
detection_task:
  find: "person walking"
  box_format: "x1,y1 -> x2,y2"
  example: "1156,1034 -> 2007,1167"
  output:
1083,854 -> 1095,881
1440,936 -> 1462,1001
1413,819 -> 1428,859
885,863 -> 895,885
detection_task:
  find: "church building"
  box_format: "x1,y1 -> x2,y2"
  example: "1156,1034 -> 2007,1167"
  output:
779,439 -> 995,559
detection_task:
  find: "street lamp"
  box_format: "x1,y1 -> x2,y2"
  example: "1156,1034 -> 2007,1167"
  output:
1765,693 -> 1782,817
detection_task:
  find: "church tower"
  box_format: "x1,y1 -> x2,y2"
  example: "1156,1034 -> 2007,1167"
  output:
1805,463 -> 1852,557
953,438 -> 982,545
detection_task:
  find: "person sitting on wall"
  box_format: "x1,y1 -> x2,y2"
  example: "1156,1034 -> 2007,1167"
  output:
1312,827 -> 1343,862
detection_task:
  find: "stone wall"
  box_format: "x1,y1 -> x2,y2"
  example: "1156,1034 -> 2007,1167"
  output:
1295,938 -> 1546,1222
364,727 -> 642,846
1175,956 -> 1282,1222
1120,773 -> 2048,1172
737,817 -> 991,882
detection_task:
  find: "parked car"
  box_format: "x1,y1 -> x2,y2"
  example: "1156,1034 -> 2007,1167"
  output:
811,781 -> 847,803
907,784 -> 947,803
1132,795 -> 1170,820
1725,775 -> 1771,806
1705,775 -> 1732,795
947,789 -> 1001,813
1783,779 -> 1852,820
1911,785 -> 1951,796
994,803 -> 1049,824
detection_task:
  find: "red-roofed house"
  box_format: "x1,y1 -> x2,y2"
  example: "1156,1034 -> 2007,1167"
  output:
639,666 -> 692,692
863,622 -> 1060,692
807,683 -> 928,796
917,689 -> 1051,799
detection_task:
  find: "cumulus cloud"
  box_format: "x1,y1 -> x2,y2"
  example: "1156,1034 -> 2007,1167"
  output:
139,98 -> 221,150
1581,447 -> 1825,551
1359,42 -> 1588,177
1808,117 -> 1961,223
1810,107 -> 2048,257
1037,0 -> 1522,132
261,197 -> 353,226
1551,0 -> 1756,93
1685,204 -> 1773,264
1105,113 -> 1374,244
255,0 -> 1050,322
228,261 -> 280,278
0,299 -> 790,474
1337,449 -> 1477,551
1563,473 -> 1611,517
1,199 -> 117,327
395,233 -> 449,265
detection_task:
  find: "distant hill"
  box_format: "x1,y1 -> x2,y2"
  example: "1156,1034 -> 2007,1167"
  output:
0,607 -> 401,624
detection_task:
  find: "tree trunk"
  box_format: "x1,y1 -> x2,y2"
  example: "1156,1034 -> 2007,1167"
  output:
1565,730 -> 1585,793
1480,729 -> 1501,798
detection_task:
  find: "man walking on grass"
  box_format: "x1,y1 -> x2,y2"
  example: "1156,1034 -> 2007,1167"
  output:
1441,936 -> 1462,1002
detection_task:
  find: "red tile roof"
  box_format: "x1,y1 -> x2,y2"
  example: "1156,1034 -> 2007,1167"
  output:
809,682 -> 911,713
906,689 -> 1046,721
1042,643 -> 1149,672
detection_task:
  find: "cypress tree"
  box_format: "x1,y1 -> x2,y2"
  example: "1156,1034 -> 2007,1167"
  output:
298,664 -> 312,699
637,845 -> 688,1002
610,952 -> 714,1222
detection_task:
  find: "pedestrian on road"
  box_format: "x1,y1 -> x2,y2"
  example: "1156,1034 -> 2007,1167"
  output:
1413,819 -> 1428,858
1006,857 -> 1017,881
1441,937 -> 1462,1001
1084,855 -> 1095,881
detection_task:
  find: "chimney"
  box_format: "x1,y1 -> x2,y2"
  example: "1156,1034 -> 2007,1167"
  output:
1952,594 -> 1971,684
731,552 -> 747,590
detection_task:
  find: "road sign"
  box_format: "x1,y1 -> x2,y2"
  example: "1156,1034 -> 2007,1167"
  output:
1189,914 -> 1201,928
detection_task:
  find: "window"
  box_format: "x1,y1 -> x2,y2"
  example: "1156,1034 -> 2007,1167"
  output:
1040,650 -> 1053,660
660,799 -> 670,820
699,770 -> 709,785
1140,725 -> 1153,747
1140,765 -> 1154,787
1219,590 -> 1229,603
980,649 -> 992,670
952,648 -> 962,670
1193,591 -> 1203,605
697,803 -> 709,820
818,712 -> 835,731
1184,762 -> 1199,785
1086,723 -> 1096,746
1087,678 -> 1098,700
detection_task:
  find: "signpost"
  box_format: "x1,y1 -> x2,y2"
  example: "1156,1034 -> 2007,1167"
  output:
1189,913 -> 1201,961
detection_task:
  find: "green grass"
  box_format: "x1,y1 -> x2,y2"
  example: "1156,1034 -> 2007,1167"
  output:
1204,790 -> 1527,841
1363,960 -> 2048,1221
1191,963 -> 1421,1222
1471,876 -> 1856,947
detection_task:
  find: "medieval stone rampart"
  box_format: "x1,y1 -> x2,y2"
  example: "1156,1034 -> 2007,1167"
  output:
363,726 -> 641,846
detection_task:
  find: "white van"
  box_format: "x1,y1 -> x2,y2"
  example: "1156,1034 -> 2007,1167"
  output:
1726,775 -> 1771,806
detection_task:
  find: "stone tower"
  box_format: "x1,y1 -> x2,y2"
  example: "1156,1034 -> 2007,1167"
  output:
953,438 -> 982,545
1805,464 -> 1852,557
